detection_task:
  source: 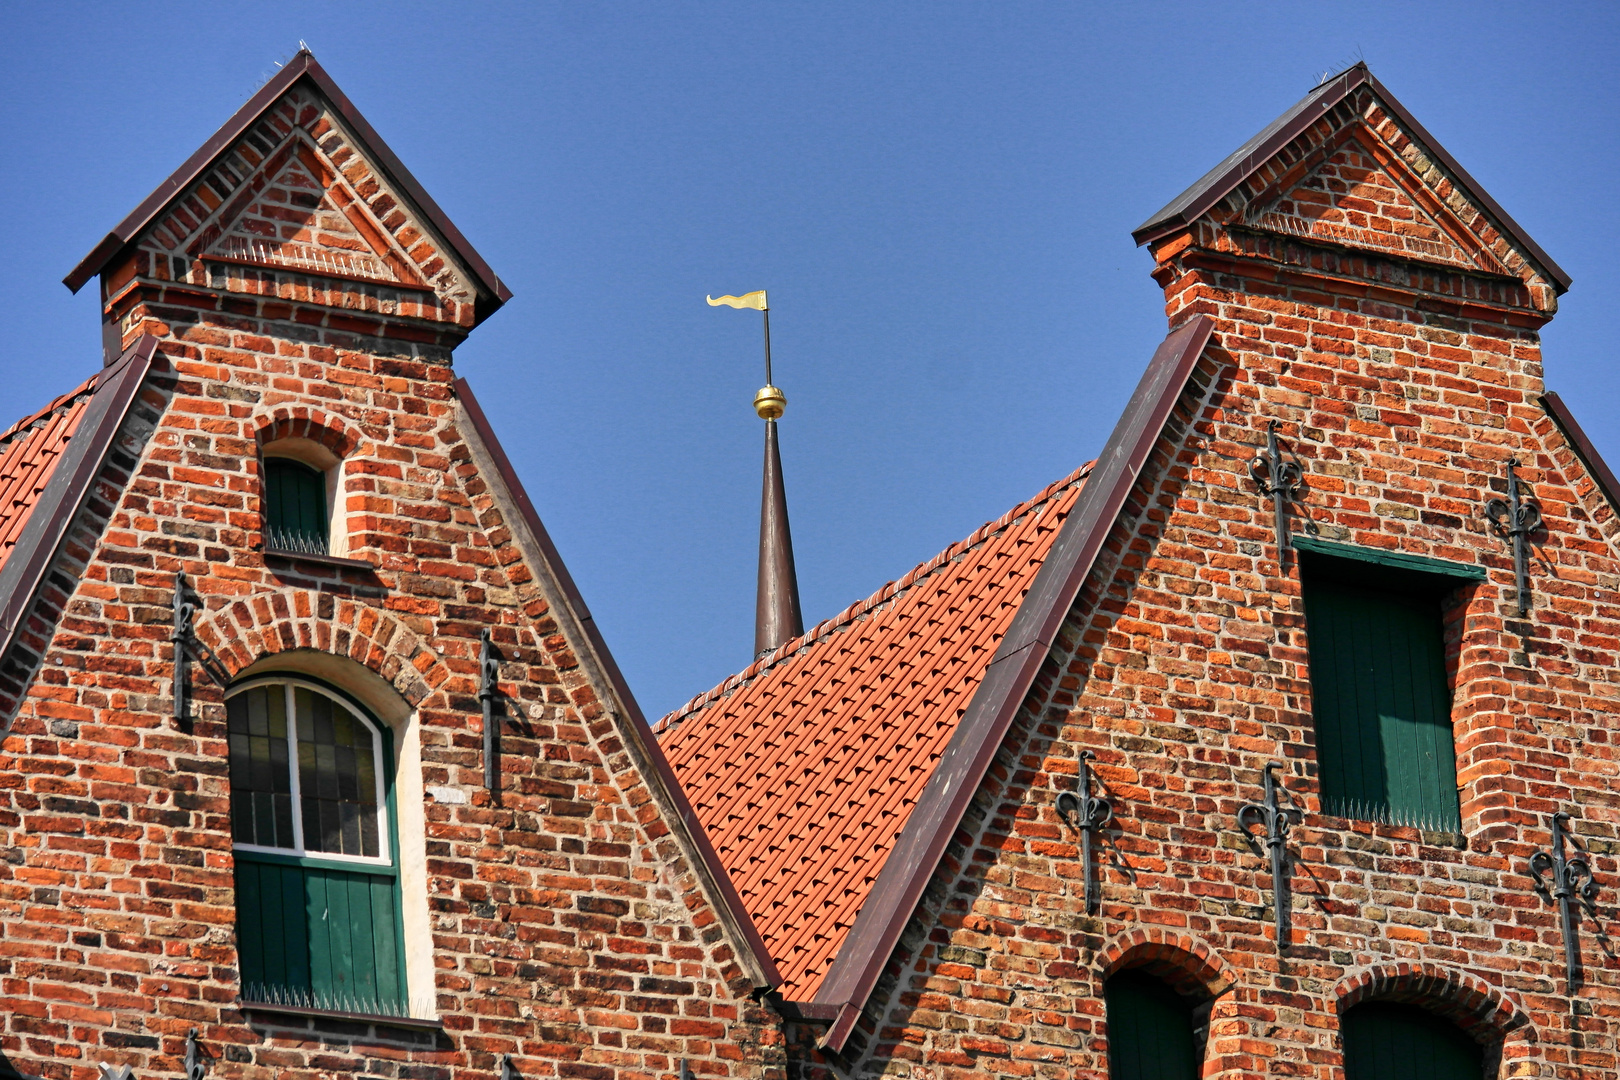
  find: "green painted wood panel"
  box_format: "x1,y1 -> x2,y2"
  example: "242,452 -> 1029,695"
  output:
1105,970 -> 1198,1080
264,458 -> 327,553
235,855 -> 405,1013
1342,1002 -> 1482,1080
1304,576 -> 1461,830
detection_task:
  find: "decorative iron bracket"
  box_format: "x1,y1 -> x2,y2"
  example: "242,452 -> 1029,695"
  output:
171,572 -> 229,722
1057,751 -> 1114,914
499,1054 -> 516,1080
480,629 -> 501,795
1529,811 -> 1597,992
1249,420 -> 1303,559
1484,457 -> 1542,616
184,1029 -> 205,1080
1238,761 -> 1302,952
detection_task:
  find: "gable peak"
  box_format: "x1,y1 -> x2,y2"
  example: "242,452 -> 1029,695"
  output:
65,51 -> 510,330
1135,65 -> 1569,300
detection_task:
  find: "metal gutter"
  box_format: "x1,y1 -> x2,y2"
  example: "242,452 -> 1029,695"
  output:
62,50 -> 512,312
0,336 -> 158,675
452,376 -> 782,990
1132,64 -> 1571,294
811,315 -> 1216,1051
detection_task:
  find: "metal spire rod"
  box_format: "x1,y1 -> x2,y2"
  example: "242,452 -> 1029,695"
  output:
1529,811 -> 1597,992
762,303 -> 772,388
1238,761 -> 1301,952
1057,751 -> 1114,914
1485,457 -> 1542,616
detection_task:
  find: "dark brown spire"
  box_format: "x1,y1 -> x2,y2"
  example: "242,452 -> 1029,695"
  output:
754,406 -> 803,657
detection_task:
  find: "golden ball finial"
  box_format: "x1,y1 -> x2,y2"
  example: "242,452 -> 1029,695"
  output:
754,385 -> 786,420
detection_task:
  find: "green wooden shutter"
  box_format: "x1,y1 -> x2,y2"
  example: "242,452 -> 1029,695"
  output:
264,458 -> 328,553
1105,970 -> 1198,1080
1303,576 -> 1461,830
1342,1002 -> 1482,1080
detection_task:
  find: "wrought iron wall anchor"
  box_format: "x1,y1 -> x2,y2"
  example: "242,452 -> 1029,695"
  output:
1056,751 -> 1114,914
171,572 -> 229,723
1484,457 -> 1543,616
1249,420 -> 1303,559
1529,811 -> 1597,992
479,628 -> 501,794
1238,761 -> 1302,953
499,1053 -> 516,1080
184,1029 -> 205,1080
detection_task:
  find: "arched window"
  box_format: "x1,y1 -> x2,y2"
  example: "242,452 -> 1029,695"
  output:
1342,1002 -> 1484,1080
228,677 -> 408,1017
1104,969 -> 1199,1080
263,458 -> 329,554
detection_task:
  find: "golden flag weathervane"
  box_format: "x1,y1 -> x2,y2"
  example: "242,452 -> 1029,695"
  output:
707,289 -> 781,418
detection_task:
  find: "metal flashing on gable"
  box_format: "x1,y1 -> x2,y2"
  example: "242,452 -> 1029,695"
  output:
812,315 -> 1216,1050
0,336 -> 159,678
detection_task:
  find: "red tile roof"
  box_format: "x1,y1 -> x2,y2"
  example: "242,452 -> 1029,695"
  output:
0,374 -> 98,571
655,463 -> 1091,1000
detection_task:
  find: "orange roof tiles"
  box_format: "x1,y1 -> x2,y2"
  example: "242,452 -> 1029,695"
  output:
0,374 -> 97,572
656,463 -> 1091,1000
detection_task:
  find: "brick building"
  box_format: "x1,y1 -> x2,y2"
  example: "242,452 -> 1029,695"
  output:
2,53 -> 1617,1080
657,65 -> 1620,1079
0,53 -> 785,1080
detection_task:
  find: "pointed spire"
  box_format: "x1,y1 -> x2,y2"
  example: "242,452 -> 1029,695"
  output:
754,386 -> 803,657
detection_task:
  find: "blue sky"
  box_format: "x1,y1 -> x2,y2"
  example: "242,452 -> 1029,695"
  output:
3,3 -> 1616,719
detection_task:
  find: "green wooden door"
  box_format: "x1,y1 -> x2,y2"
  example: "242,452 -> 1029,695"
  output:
1342,1002 -> 1482,1080
264,458 -> 328,553
1105,970 -> 1198,1080
1303,577 -> 1461,829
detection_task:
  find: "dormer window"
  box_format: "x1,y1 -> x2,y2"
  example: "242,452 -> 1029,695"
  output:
260,437 -> 344,557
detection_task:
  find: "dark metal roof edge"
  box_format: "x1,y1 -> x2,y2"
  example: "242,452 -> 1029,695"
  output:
812,316 -> 1217,1051
1132,65 -> 1369,246
452,377 -> 780,989
1132,65 -> 1571,294
63,51 -> 512,307
0,335 -> 159,669
1541,392 -> 1620,517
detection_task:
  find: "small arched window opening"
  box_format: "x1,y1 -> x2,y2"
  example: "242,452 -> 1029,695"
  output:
1342,1001 -> 1485,1080
228,676 -> 408,1017
1104,968 -> 1201,1080
260,437 -> 344,557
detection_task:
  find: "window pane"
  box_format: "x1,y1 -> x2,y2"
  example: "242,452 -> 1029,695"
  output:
294,687 -> 382,858
227,688 -> 295,849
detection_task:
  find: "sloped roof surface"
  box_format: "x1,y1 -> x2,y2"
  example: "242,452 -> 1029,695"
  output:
656,464 -> 1090,999
0,374 -> 97,570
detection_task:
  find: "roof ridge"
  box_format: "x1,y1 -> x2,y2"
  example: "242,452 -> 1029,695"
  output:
653,460 -> 1095,736
0,373 -> 99,447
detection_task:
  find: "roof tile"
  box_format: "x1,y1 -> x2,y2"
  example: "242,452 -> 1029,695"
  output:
0,374 -> 98,572
656,463 -> 1091,999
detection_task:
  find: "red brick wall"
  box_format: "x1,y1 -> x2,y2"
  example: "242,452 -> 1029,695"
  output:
803,94 -> 1619,1080
0,85 -> 785,1080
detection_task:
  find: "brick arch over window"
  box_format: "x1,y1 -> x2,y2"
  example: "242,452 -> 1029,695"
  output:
252,407 -> 363,457
193,595 -> 459,709
1334,963 -> 1539,1075
1096,929 -> 1236,1002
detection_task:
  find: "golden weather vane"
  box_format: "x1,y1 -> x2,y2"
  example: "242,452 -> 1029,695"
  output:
706,290 -> 782,419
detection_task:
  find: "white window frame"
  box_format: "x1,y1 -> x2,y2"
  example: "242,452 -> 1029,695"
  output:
227,676 -> 391,867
